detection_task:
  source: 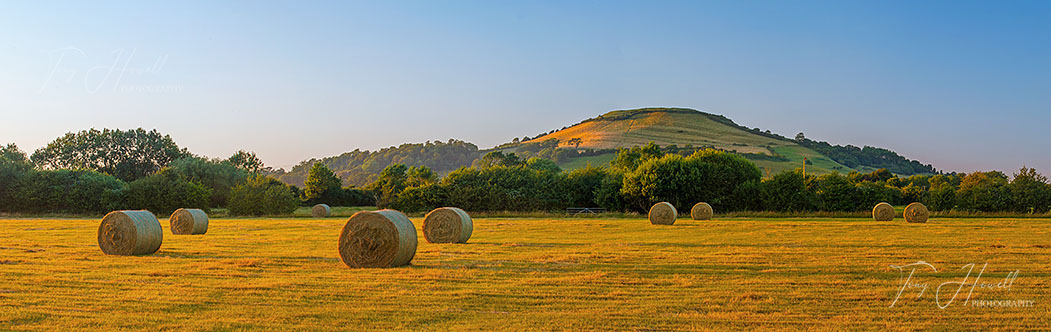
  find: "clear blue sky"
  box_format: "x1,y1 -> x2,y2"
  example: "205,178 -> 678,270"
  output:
1,1 -> 1049,173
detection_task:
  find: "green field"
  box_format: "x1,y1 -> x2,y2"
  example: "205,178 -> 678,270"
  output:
2,216 -> 1049,330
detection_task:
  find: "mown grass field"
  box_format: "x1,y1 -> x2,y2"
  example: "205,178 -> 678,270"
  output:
2,216 -> 1050,331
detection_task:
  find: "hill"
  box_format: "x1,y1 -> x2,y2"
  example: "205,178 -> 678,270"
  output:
515,108 -> 934,176
274,108 -> 936,188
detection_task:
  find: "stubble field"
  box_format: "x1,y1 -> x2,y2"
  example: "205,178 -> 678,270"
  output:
1,216 -> 1049,331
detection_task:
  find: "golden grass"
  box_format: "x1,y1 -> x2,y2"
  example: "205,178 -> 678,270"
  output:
2,216 -> 1051,330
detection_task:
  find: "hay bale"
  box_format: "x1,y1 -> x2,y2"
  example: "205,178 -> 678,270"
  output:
338,209 -> 417,268
904,202 -> 929,223
872,202 -> 895,221
97,210 -> 163,256
423,207 -> 473,243
691,202 -> 713,220
170,208 -> 208,235
648,202 -> 677,225
312,204 -> 332,218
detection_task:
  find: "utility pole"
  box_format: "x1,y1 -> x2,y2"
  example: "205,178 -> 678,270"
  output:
802,157 -> 807,179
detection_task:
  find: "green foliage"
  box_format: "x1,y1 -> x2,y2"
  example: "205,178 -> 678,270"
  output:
303,163 -> 343,204
798,138 -> 936,175
279,139 -> 479,187
475,151 -> 522,168
390,184 -> 447,212
926,175 -> 958,211
405,166 -> 438,187
956,171 -> 1011,212
759,170 -> 819,212
438,164 -> 569,211
594,170 -> 625,211
166,157 -> 249,208
814,173 -> 861,211
0,144 -> 33,212
228,175 -> 298,216
13,169 -> 126,214
611,142 -> 663,172
366,164 -> 408,208
1009,167 -> 1050,213
125,169 -> 211,216
620,149 -> 761,212
226,150 -> 264,173
567,166 -> 608,207
31,128 -> 190,182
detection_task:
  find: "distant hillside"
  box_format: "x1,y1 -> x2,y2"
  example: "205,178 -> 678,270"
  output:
276,139 -> 479,187
523,108 -> 790,154
518,108 -> 935,176
276,108 -> 936,188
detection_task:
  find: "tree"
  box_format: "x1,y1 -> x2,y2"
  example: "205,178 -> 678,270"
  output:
31,128 -> 190,182
795,132 -> 806,142
1009,167 -> 1050,213
814,173 -> 861,211
227,150 -> 264,173
166,157 -> 249,208
125,168 -> 212,216
0,144 -> 32,212
568,137 -> 583,149
405,166 -> 438,188
567,165 -> 608,207
366,164 -> 408,208
13,169 -> 126,214
474,151 -> 521,168
610,142 -> 663,172
759,170 -> 819,212
228,175 -> 298,216
927,174 -> 957,211
303,163 -> 342,204
956,171 -> 1011,212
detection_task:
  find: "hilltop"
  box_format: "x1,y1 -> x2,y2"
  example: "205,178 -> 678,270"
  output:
276,108 -> 935,187
511,107 -> 934,176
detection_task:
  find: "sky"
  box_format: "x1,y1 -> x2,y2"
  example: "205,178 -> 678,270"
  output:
1,1 -> 1049,173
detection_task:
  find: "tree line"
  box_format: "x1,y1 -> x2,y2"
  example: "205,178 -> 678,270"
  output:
2,129 -> 1048,217
368,142 -> 1051,214
0,129 -> 373,216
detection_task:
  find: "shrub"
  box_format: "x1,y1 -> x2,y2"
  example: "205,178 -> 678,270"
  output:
759,170 -> 819,212
126,168 -> 211,216
228,175 -> 298,216
14,169 -> 127,214
166,157 -> 248,208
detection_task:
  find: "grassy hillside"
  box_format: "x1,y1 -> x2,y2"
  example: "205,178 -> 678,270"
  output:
526,108 -> 790,155
2,217 -> 1047,330
524,108 -> 858,176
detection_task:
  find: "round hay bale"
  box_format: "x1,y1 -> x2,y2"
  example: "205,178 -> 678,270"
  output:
648,202 -> 677,225
904,202 -> 929,223
312,204 -> 332,218
423,207 -> 473,243
97,210 -> 163,256
691,202 -> 713,220
872,202 -> 895,221
170,208 -> 208,235
338,209 -> 417,268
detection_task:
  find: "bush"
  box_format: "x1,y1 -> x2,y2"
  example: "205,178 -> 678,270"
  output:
391,184 -> 447,212
126,168 -> 211,216
566,166 -> 608,207
166,157 -> 248,208
228,175 -> 298,216
14,169 -> 127,214
0,144 -> 33,212
620,149 -> 761,212
759,170 -> 819,212
814,173 -> 861,211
